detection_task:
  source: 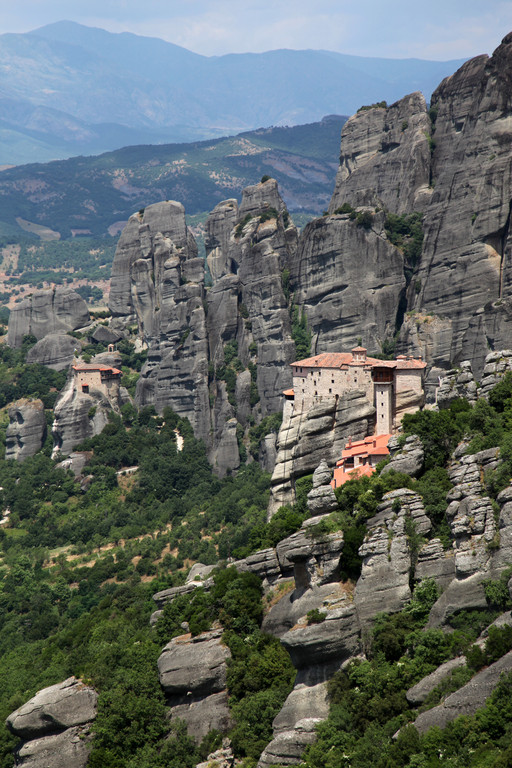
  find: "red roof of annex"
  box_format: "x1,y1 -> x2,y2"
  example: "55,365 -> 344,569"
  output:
291,351 -> 426,370
73,365 -> 122,375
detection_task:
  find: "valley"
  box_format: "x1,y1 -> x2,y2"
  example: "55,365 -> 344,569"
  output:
2,25 -> 512,768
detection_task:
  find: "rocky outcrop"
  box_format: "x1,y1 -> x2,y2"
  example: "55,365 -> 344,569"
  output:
415,538 -> 455,587
354,488 -> 431,626
329,92 -> 432,216
289,211 -> 406,356
6,677 -> 97,768
381,434 -> 424,478
413,651 -> 512,734
157,630 -> 232,741
259,542 -> 357,767
25,333 -> 82,371
406,656 -> 467,706
109,202 -> 211,451
51,363 -> 130,457
306,461 -> 338,515
7,288 -> 89,349
108,183 -> 296,477
5,399 -> 46,461
269,392 -> 375,515
436,361 -> 478,408
445,447 -> 500,578
479,349 -> 512,398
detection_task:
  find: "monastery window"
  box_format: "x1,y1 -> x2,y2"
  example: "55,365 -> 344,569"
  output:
315,390 -> 318,396
82,384 -> 89,394
329,388 -> 332,394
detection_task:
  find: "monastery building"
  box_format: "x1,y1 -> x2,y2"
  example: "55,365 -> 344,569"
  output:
285,346 -> 426,434
72,364 -> 122,399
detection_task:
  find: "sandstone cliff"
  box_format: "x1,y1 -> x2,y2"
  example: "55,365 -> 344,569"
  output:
7,288 -> 89,349
5,399 -> 46,461
108,181 -> 296,476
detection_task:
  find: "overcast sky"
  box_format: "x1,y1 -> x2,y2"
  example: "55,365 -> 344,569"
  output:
2,0 -> 512,60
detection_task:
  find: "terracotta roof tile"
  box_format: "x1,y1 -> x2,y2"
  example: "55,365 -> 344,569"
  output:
292,352 -> 425,370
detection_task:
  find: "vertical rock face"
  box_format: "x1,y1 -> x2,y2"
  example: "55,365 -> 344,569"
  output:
7,288 -> 90,349
269,391 -> 375,516
5,399 -> 47,461
329,92 -> 432,216
398,36 -> 512,377
289,212 -> 406,355
109,183 -> 297,476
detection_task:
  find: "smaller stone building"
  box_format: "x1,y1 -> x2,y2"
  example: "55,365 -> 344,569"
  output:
286,347 -> 426,434
331,433 -> 391,488
72,364 -> 122,399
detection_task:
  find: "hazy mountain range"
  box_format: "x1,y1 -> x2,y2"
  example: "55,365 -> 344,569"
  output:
0,117 -> 346,239
0,21 -> 466,165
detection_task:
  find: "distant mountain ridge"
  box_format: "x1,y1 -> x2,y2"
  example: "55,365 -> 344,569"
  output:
0,21 -> 466,164
0,117 -> 347,238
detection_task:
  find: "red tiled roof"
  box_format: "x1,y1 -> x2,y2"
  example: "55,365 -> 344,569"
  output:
291,352 -> 426,370
283,388 -> 295,396
394,358 -> 427,370
331,463 -> 375,488
340,433 -> 391,459
291,353 -> 353,368
73,365 -> 122,375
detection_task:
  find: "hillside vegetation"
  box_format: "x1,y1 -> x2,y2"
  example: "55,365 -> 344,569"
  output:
3,340 -> 512,765
0,118 -> 345,240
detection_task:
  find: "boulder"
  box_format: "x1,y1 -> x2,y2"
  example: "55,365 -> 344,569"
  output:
406,656 -> 467,705
7,288 -> 89,349
157,630 -> 230,696
7,677 -> 97,739
11,725 -> 93,768
25,333 -> 82,370
381,434 -> 424,478
91,324 -> 123,344
5,399 -> 46,461
413,651 -> 512,734
280,603 -> 360,668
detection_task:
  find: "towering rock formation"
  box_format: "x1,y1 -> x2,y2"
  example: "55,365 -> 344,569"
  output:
108,181 -> 297,476
399,39 -> 512,379
328,91 -> 432,216
289,211 -> 406,355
